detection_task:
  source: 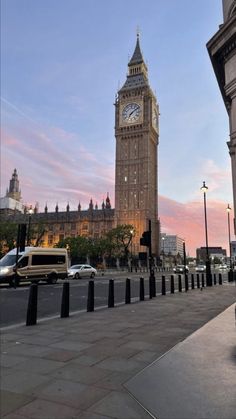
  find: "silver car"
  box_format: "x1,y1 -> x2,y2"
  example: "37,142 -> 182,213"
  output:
195,265 -> 206,273
173,265 -> 189,274
68,264 -> 97,279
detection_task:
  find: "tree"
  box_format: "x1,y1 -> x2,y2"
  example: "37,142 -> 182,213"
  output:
55,236 -> 89,263
105,224 -> 135,263
30,222 -> 48,246
54,224 -> 135,266
0,222 -> 18,256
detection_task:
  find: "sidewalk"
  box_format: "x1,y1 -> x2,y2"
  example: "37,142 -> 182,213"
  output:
1,284 -> 235,419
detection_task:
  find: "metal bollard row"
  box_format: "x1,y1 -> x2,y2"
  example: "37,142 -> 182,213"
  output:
25,272 -> 225,325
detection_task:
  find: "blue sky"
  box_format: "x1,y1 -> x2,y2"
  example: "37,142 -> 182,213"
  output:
1,0 -> 233,254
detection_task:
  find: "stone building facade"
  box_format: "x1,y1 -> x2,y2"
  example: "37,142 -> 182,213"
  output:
207,0 -> 236,232
1,171 -> 114,248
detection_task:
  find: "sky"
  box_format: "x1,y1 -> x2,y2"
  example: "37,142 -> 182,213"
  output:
1,0 -> 234,256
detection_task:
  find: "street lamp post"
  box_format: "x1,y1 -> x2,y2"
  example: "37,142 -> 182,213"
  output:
226,204 -> 233,273
130,229 -> 133,272
200,181 -> 212,286
183,241 -> 187,275
27,205 -> 33,246
162,237 -> 165,270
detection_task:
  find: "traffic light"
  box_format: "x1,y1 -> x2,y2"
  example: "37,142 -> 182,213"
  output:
17,224 -> 27,252
140,231 -> 151,247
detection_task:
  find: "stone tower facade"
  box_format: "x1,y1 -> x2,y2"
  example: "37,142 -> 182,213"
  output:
114,35 -> 159,256
207,1 -> 236,232
6,169 -> 21,201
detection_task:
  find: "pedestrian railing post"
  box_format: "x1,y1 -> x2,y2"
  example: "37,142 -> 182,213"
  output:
108,279 -> 114,308
139,277 -> 145,301
26,284 -> 38,326
125,278 -> 131,304
170,275 -> 175,294
161,275 -> 166,295
196,274 -> 200,289
87,280 -> 94,312
61,282 -> 70,318
201,273 -> 205,288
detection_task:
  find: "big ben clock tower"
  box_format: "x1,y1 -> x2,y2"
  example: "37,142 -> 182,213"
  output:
115,34 -> 159,257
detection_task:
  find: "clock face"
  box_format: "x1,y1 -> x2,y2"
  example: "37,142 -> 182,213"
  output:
122,103 -> 141,123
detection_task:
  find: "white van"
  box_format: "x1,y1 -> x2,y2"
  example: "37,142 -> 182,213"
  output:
0,247 -> 68,286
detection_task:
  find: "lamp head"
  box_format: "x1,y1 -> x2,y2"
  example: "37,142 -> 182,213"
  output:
28,205 -> 33,215
226,204 -> 231,213
200,181 -> 208,193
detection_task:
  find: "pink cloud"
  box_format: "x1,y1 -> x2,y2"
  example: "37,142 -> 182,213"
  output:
159,195 -> 233,257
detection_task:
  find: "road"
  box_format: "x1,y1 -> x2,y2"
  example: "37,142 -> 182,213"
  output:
0,270 -> 229,328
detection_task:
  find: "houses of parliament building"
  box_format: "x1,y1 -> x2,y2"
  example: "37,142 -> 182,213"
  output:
1,35 -> 160,258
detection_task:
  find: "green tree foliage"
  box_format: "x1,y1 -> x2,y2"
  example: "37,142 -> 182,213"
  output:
0,222 -> 18,256
105,224 -> 135,260
54,224 -> 135,264
30,222 -> 48,246
55,236 -> 89,261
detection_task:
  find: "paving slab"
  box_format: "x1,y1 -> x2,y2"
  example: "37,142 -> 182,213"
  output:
9,398 -> 81,418
0,284 -> 235,419
125,303 -> 236,419
87,390 -> 152,419
0,390 -> 35,417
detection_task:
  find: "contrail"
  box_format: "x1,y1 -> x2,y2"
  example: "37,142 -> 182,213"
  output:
1,96 -> 40,126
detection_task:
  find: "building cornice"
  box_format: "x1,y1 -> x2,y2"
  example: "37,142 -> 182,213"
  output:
207,14 -> 236,111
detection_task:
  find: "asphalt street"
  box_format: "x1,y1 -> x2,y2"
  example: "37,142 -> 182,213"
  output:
0,271 -> 229,328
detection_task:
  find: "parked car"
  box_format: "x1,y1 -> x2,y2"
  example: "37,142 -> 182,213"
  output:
195,265 -> 206,273
173,265 -> 189,274
68,264 -> 97,279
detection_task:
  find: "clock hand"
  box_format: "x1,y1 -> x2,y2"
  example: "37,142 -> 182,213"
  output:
129,107 -> 139,117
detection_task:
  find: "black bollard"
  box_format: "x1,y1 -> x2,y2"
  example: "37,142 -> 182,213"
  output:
149,276 -> 152,299
196,274 -> 200,289
108,279 -> 114,308
170,275 -> 175,294
213,273 -> 217,286
228,270 -> 233,282
151,270 -> 156,297
125,278 -> 131,304
161,275 -> 166,295
26,284 -> 38,326
191,274 -> 194,290
61,282 -> 70,318
87,280 -> 94,312
201,273 -> 205,288
219,273 -> 222,285
139,277 -> 145,301
178,275 -> 182,293
185,274 -> 189,292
